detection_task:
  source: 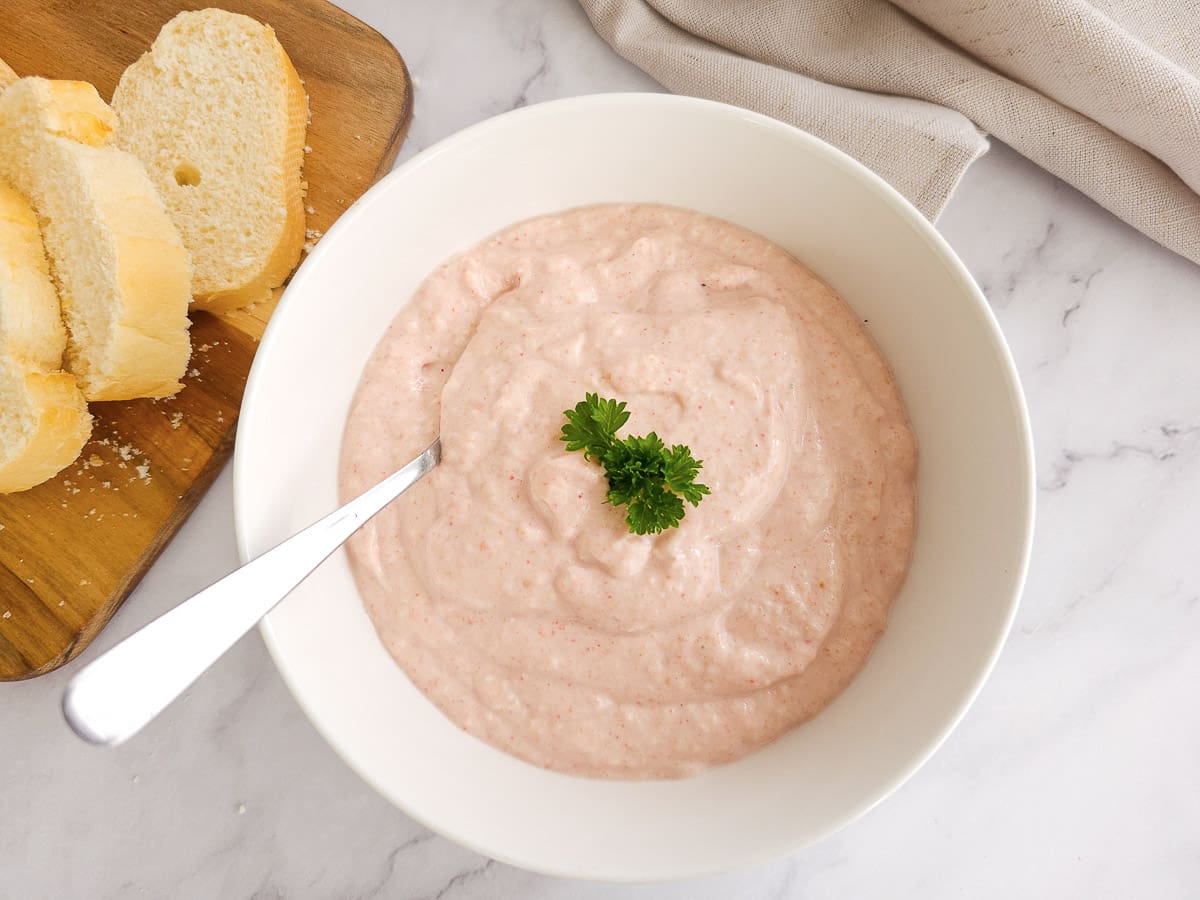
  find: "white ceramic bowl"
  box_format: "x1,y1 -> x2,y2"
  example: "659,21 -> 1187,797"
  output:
234,94 -> 1034,881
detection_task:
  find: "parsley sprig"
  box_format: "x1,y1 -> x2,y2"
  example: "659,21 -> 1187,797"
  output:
560,393 -> 710,535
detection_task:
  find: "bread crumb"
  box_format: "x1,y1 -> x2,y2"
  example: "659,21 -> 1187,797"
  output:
305,205 -> 315,215
197,343 -> 212,353
79,579 -> 90,586
1,611 -> 9,619
87,454 -> 104,467
303,145 -> 312,154
188,368 -> 200,378
118,444 -> 134,461
237,803 -> 246,815
169,412 -> 184,430
58,600 -> 65,607
136,463 -> 151,481
101,481 -> 111,489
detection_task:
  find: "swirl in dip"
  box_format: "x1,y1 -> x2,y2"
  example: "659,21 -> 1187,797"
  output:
339,204 -> 917,779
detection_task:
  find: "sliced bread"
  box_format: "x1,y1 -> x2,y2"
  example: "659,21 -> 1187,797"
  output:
113,9 -> 308,312
0,78 -> 192,401
0,177 -> 91,493
0,57 -> 17,90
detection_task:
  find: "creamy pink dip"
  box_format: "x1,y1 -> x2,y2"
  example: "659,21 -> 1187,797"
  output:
339,204 -> 916,779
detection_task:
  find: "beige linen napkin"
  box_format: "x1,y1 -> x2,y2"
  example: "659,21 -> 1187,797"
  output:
579,0 -> 1200,267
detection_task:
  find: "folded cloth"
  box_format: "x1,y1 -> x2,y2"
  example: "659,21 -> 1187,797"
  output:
579,0 -> 1200,267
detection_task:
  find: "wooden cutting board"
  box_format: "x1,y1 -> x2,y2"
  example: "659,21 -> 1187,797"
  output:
0,0 -> 411,679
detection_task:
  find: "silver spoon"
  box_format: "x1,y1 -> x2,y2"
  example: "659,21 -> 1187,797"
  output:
62,439 -> 441,746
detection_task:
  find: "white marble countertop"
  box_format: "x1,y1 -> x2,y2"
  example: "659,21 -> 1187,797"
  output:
5,1 -> 1199,897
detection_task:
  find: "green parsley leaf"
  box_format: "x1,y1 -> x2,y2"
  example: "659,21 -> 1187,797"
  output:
559,395 -> 709,535
560,393 -> 629,460
662,444 -> 711,506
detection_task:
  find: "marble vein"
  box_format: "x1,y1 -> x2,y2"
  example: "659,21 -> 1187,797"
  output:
356,832 -> 438,900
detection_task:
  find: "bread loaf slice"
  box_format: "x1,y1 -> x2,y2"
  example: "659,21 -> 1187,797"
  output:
0,57 -> 17,90
0,177 -> 91,493
0,78 -> 192,400
113,9 -> 307,312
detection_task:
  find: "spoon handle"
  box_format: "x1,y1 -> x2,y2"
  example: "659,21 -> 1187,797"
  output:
62,439 -> 441,747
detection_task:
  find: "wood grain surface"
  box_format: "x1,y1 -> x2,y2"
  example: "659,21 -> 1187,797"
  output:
0,0 -> 412,679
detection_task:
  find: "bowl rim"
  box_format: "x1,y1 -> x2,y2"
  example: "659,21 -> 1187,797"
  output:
233,91 -> 1036,881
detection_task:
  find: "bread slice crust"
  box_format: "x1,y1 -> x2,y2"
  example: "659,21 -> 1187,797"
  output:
0,78 -> 192,401
114,9 -> 308,312
0,176 -> 91,493
0,57 -> 17,91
